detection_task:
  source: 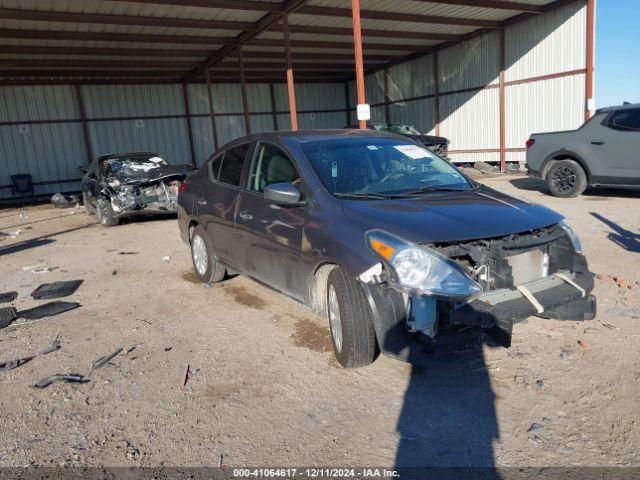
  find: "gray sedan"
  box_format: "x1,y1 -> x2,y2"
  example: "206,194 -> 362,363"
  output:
178,130 -> 595,368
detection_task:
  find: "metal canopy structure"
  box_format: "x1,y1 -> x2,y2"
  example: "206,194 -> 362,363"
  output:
0,0 -> 586,85
0,0 -> 595,183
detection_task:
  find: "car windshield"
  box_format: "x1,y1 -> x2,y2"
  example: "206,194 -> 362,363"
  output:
372,123 -> 421,135
301,137 -> 471,197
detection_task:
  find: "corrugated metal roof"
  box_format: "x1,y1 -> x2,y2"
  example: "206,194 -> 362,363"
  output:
0,0 -> 575,83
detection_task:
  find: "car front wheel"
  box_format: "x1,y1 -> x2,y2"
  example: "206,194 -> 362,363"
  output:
326,267 -> 377,368
96,197 -> 119,227
190,225 -> 225,284
546,159 -> 587,198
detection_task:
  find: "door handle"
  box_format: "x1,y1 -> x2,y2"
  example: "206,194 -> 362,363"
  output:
239,210 -> 253,221
591,141 -> 605,145
197,198 -> 207,206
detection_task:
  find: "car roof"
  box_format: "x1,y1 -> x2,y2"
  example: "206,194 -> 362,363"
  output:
596,103 -> 640,114
228,129 -> 403,146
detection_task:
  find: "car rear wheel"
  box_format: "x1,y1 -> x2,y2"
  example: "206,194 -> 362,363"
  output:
546,159 -> 587,198
96,197 -> 119,227
190,225 -> 225,284
326,268 -> 377,368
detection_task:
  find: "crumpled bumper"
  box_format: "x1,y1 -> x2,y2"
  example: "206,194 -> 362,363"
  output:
453,271 -> 596,346
362,270 -> 596,366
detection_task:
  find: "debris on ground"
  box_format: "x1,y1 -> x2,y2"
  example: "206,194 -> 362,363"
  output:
0,336 -> 61,373
181,364 -> 190,389
124,441 -> 144,461
162,256 -> 171,263
0,291 -> 18,303
0,356 -> 33,373
536,379 -> 545,388
118,251 -> 139,255
527,423 -> 544,435
7,229 -> 23,238
22,264 -> 58,274
31,280 -> 83,300
19,301 -> 81,321
51,193 -> 72,209
32,266 -> 58,274
577,340 -> 591,351
474,161 -> 499,174
33,373 -> 88,389
91,348 -> 123,370
0,307 -> 19,329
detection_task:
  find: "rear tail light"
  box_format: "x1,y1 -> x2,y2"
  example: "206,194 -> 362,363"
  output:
178,182 -> 187,194
526,138 -> 536,149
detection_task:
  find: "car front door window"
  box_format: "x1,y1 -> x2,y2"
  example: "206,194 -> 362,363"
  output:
247,142 -> 300,193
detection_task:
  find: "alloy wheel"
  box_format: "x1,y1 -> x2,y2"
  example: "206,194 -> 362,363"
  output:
192,234 -> 208,276
551,166 -> 577,194
328,284 -> 343,353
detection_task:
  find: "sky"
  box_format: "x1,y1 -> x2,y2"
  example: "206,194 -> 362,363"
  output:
595,0 -> 640,108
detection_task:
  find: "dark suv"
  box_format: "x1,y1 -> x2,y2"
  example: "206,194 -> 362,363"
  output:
526,104 -> 640,197
178,130 -> 595,368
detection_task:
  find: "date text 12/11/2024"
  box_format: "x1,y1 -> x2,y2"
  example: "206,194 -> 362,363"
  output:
232,468 -> 400,478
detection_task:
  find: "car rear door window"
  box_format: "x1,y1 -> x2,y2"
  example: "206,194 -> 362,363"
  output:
246,142 -> 299,193
608,109 -> 640,131
218,143 -> 250,187
208,153 -> 223,182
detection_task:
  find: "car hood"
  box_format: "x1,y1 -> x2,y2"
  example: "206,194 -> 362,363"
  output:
342,186 -> 564,244
114,164 -> 193,184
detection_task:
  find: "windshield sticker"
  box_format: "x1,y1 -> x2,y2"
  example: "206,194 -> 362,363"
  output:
393,145 -> 429,159
331,161 -> 338,178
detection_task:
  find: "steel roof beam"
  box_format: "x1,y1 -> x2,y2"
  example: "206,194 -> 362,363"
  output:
0,59 -> 370,70
114,0 -> 543,13
0,28 -> 441,51
0,45 -> 210,57
0,7 -> 254,31
186,0 -> 309,80
406,0 -> 542,12
295,5 -> 501,28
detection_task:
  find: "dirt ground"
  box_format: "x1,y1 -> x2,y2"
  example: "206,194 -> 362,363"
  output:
0,174 -> 638,470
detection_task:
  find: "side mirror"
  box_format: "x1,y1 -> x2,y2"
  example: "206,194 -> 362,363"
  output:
263,182 -> 302,205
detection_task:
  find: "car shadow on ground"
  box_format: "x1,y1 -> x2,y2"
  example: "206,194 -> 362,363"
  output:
591,212 -> 640,253
386,327 -> 501,479
510,177 -> 640,200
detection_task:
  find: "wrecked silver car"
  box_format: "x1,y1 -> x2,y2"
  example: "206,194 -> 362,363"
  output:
81,152 -> 192,227
178,131 -> 596,368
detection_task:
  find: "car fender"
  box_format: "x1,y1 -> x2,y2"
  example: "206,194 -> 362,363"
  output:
540,149 -> 592,180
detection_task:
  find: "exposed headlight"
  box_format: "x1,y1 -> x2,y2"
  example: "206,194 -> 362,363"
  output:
365,229 -> 482,300
559,221 -> 583,254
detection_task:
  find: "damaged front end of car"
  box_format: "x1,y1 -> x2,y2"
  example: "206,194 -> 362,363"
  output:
99,158 -> 190,217
359,223 -> 596,363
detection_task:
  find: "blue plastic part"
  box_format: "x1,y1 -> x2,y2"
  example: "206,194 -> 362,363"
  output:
408,296 -> 438,337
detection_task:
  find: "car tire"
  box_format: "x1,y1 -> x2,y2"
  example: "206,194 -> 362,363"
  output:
326,267 -> 377,368
96,196 -> 119,227
546,159 -> 588,198
83,191 -> 96,215
190,225 -> 225,284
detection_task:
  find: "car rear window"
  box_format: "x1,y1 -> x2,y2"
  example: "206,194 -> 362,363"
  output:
218,143 -> 249,187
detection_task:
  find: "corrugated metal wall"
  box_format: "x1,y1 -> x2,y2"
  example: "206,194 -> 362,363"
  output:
352,1 -> 587,165
0,85 -> 87,199
0,81 -> 348,198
